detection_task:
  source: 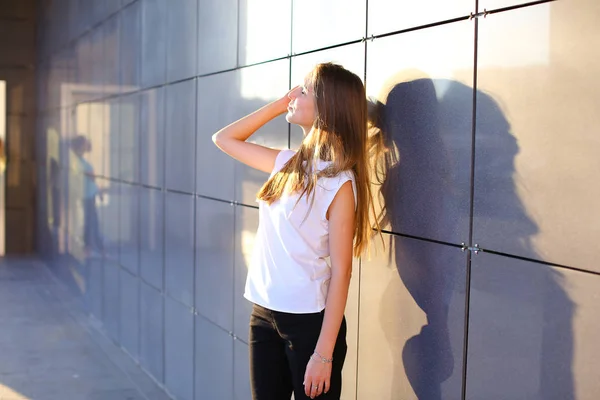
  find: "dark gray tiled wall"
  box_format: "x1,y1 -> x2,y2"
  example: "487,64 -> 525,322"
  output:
35,0 -> 600,399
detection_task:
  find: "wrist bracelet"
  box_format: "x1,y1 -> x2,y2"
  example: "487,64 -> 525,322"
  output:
312,350 -> 333,364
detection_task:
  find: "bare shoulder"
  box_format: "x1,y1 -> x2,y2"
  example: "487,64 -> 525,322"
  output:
327,181 -> 356,222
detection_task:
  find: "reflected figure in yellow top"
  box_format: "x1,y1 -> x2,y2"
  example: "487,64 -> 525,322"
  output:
71,135 -> 104,256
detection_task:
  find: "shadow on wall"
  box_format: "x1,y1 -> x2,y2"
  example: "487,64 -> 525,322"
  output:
370,75 -> 574,399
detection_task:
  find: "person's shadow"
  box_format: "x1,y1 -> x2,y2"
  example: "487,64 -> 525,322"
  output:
370,75 -> 574,399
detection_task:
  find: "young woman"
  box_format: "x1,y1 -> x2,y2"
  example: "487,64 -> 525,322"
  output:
213,63 -> 379,400
71,135 -> 103,256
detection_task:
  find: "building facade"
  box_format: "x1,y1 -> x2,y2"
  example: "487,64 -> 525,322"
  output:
32,0 -> 600,399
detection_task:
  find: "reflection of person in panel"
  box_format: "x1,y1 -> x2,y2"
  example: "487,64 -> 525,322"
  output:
213,63 -> 381,400
71,135 -> 103,256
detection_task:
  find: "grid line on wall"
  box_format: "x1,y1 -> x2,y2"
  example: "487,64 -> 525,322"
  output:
483,0 -> 556,16
379,229 -> 465,250
160,2 -> 169,380
116,13 -> 124,355
288,0 -> 294,150
236,0 -> 241,68
478,248 -> 600,276
192,3 -> 200,391
136,72 -> 143,367
355,0 -> 370,397
460,10 -> 480,399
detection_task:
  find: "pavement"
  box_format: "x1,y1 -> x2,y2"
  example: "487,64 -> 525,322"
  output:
0,257 -> 171,400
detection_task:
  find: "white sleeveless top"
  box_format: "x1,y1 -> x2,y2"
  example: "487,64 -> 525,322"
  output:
244,149 -> 357,313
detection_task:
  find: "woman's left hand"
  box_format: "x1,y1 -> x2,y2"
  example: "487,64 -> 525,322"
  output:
304,355 -> 332,398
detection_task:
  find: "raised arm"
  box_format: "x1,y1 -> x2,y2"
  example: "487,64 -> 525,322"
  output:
212,89 -> 294,173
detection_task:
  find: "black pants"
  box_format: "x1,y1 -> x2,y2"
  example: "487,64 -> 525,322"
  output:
249,303 -> 347,400
83,197 -> 101,250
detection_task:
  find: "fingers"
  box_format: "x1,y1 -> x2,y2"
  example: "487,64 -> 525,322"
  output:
316,381 -> 324,397
303,362 -> 331,398
304,379 -> 321,398
311,382 -> 320,398
306,381 -> 323,399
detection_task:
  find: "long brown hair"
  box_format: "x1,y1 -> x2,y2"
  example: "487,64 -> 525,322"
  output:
257,63 -> 382,257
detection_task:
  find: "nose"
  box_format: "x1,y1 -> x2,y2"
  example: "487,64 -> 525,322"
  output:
288,86 -> 300,100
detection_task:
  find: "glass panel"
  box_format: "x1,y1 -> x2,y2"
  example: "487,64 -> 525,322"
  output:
165,79 -> 196,193
358,234 -> 467,399
233,205 -> 258,342
140,281 -> 164,382
233,340 -> 252,400
238,0 -> 291,65
197,0 -> 238,75
119,268 -> 139,360
474,1 -> 600,272
195,198 -> 234,331
141,0 -> 167,88
166,0 -> 197,82
119,93 -> 140,182
90,27 -> 104,101
104,15 -> 120,96
165,192 -> 195,306
105,98 -> 120,179
103,261 -> 120,342
119,0 -> 141,93
99,179 -> 119,255
118,183 -> 139,275
86,258 -> 104,319
76,32 -> 93,100
466,252 -> 599,400
196,70 -> 237,201
195,318 -> 234,400
139,87 -> 165,188
92,0 -> 120,26
165,297 -> 194,400
480,0 -> 530,10
140,187 -> 164,290
368,0 -> 473,36
292,0 -> 365,54
366,20 -> 474,244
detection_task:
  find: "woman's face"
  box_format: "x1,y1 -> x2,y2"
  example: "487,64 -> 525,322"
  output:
286,80 -> 317,133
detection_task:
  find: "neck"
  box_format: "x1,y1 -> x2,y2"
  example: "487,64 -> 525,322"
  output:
301,126 -> 316,139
